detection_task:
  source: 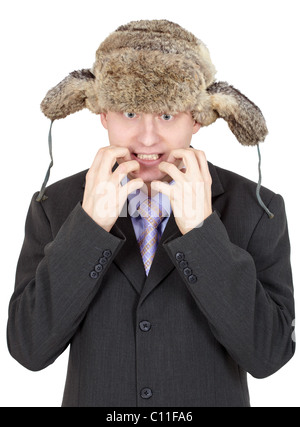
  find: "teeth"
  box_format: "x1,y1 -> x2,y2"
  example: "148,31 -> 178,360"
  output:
136,154 -> 160,160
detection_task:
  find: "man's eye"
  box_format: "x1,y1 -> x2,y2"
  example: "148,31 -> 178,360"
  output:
161,114 -> 173,121
124,112 -> 136,119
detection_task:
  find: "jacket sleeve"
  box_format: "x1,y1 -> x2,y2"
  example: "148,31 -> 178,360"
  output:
163,193 -> 296,378
7,192 -> 126,371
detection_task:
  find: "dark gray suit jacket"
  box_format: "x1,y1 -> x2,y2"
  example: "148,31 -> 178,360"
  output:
7,161 -> 295,407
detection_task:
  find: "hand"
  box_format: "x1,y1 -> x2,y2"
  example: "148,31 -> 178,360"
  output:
151,148 -> 212,235
82,146 -> 144,232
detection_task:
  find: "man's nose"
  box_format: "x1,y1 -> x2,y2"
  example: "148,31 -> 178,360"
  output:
137,115 -> 160,146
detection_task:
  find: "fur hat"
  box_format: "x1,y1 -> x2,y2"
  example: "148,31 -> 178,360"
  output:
38,19 -> 273,218
40,19 -> 268,147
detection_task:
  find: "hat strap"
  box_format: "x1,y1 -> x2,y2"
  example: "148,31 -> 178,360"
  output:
36,120 -> 55,202
256,144 -> 274,219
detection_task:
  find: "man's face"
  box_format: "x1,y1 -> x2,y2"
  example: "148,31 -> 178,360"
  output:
100,111 -> 201,187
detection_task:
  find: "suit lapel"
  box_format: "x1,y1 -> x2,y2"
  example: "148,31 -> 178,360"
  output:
112,204 -> 147,294
137,160 -> 225,305
111,203 -> 182,297
138,210 -> 181,304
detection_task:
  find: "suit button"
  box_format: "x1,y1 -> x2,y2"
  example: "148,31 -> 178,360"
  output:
183,267 -> 192,276
179,260 -> 188,269
103,249 -> 112,258
89,271 -> 99,279
175,252 -> 184,261
139,321 -> 151,332
95,264 -> 103,273
188,274 -> 197,284
141,388 -> 153,399
99,257 -> 108,265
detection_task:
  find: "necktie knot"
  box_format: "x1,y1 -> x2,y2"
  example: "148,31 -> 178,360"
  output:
137,198 -> 166,229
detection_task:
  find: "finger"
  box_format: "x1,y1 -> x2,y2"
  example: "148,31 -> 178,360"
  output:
169,148 -> 199,176
158,161 -> 184,182
113,160 -> 140,183
121,178 -> 144,198
193,150 -> 212,184
93,146 -> 131,180
86,146 -> 106,180
114,147 -> 132,163
151,180 -> 172,199
87,146 -> 116,178
104,146 -> 132,172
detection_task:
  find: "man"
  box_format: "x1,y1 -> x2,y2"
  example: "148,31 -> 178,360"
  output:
7,19 -> 295,407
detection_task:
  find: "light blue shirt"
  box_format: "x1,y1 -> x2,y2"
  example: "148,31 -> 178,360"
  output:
120,175 -> 175,242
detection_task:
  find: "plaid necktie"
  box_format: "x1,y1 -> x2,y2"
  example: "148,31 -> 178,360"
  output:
137,198 -> 166,275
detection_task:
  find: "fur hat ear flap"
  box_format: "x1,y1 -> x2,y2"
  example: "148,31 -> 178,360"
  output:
40,69 -> 98,120
195,81 -> 268,146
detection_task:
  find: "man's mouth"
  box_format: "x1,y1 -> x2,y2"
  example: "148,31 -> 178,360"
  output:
132,153 -> 164,164
134,153 -> 162,160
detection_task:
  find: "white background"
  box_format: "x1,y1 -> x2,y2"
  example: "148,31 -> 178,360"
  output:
0,0 -> 299,407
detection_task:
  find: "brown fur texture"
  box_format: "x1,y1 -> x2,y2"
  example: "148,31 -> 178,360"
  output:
40,19 -> 268,145
41,69 -> 97,120
194,82 -> 268,146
